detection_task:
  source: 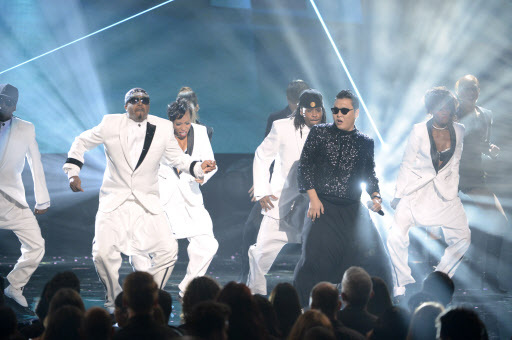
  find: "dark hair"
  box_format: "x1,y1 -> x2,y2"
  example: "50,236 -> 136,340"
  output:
187,301 -> 230,338
253,294 -> 282,338
424,86 -> 457,116
167,97 -> 192,122
42,305 -> 84,340
217,281 -> 267,340
158,289 -> 173,324
182,276 -> 221,320
286,80 -> 310,103
304,326 -> 336,340
407,302 -> 444,340
422,271 -> 455,307
288,310 -> 333,340
369,306 -> 411,340
177,86 -> 199,123
47,288 -> 85,318
36,271 -> 81,320
437,307 -> 488,340
123,271 -> 158,314
0,306 -> 18,338
335,89 -> 360,110
367,276 -> 393,317
269,282 -> 302,338
83,307 -> 113,340
310,282 -> 339,318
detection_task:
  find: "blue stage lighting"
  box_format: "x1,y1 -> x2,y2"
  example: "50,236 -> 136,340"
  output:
0,0 -> 176,76
309,0 -> 386,146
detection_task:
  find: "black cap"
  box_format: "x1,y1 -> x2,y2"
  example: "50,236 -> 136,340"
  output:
298,89 -> 323,109
0,84 -> 19,105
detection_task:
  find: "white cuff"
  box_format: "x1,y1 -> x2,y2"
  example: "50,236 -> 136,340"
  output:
63,164 -> 81,179
35,201 -> 51,210
193,163 -> 204,179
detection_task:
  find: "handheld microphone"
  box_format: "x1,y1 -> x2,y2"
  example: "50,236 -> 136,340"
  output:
367,201 -> 384,216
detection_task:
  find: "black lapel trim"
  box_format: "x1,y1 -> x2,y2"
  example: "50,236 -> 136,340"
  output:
65,157 -> 83,169
427,119 -> 439,173
173,126 -> 195,178
135,122 -> 156,170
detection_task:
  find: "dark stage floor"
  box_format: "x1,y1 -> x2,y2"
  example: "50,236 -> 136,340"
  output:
2,250 -> 512,340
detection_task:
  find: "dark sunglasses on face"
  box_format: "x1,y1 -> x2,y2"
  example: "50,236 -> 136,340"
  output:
128,97 -> 150,105
0,97 -> 15,107
331,107 -> 353,115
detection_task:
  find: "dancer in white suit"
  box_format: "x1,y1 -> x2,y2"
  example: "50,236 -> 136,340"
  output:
247,89 -> 326,295
387,87 -> 470,298
63,88 -> 216,310
0,84 -> 50,308
158,98 -> 218,297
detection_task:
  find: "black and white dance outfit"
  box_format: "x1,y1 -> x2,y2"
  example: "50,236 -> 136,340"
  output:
292,123 -> 392,306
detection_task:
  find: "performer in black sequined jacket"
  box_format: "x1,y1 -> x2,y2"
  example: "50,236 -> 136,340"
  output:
293,90 -> 392,306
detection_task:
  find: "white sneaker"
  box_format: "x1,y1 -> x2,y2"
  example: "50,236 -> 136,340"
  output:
4,285 -> 28,307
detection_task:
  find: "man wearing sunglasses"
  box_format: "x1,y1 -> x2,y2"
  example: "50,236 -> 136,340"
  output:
247,89 -> 325,295
293,89 -> 392,306
63,87 -> 216,312
0,84 -> 50,308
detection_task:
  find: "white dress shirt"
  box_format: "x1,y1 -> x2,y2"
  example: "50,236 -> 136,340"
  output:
0,118 -> 12,162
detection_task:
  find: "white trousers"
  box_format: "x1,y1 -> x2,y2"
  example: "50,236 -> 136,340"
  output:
92,199 -> 178,308
387,196 -> 470,290
247,215 -> 301,295
178,234 -> 219,295
0,192 -> 45,289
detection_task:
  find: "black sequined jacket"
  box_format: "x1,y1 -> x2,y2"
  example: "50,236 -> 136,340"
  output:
298,123 -> 379,202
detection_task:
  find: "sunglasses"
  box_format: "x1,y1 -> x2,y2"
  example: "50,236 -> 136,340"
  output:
0,96 -> 15,107
128,97 -> 150,105
331,107 -> 353,115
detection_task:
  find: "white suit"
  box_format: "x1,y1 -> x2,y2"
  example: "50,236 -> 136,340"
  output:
387,120 -> 470,291
247,118 -> 310,295
63,113 -> 202,308
0,117 -> 49,289
158,123 -> 218,295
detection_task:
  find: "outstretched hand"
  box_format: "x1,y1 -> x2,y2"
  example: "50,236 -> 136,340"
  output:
69,176 -> 84,192
201,160 -> 217,174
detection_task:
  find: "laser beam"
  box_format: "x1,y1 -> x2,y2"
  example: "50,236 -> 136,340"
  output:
309,0 -> 386,146
0,0 -> 175,75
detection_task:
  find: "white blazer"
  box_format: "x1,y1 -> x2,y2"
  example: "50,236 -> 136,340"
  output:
394,120 -> 465,201
159,123 -> 217,208
0,117 -> 50,208
253,117 -> 309,220
63,114 -> 199,214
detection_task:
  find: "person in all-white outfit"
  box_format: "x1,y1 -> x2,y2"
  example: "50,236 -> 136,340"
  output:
247,89 -> 326,295
0,84 -> 50,308
158,98 -> 218,297
63,88 -> 216,310
387,87 -> 470,298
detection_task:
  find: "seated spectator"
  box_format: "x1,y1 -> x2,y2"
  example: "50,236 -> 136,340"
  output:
338,267 -> 377,336
407,291 -> 437,314
367,277 -> 392,318
406,302 -> 444,340
436,307 -> 488,340
83,307 -> 114,340
20,271 -> 81,339
310,282 -> 365,340
186,301 -> 230,340
216,281 -> 267,340
304,326 -> 336,340
269,282 -> 302,338
288,310 -> 333,340
113,271 -> 180,340
0,305 -> 23,340
114,292 -> 129,329
253,294 -> 281,339
46,288 -> 85,320
368,306 -> 410,340
158,290 -> 173,324
182,276 -> 221,321
422,272 -> 454,307
42,305 -> 84,340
